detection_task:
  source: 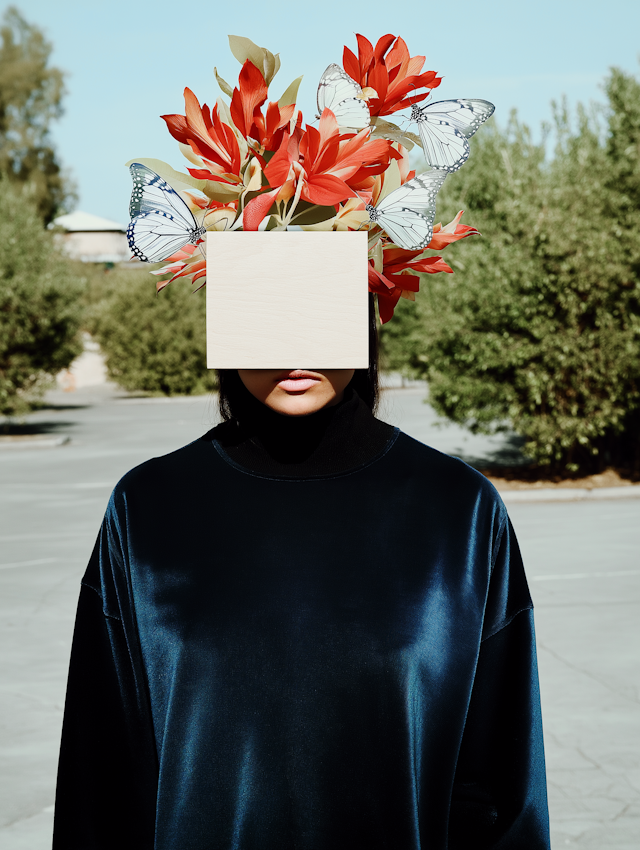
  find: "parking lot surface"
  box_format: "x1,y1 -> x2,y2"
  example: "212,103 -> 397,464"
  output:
1,385 -> 638,848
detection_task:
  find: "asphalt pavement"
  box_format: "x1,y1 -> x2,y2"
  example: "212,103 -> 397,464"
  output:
1,384 -> 639,849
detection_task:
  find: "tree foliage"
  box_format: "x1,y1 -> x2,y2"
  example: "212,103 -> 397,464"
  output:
0,6 -> 74,222
92,272 -> 217,396
0,180 -> 84,416
381,68 -> 640,472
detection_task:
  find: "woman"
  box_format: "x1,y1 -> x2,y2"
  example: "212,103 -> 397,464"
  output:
53,305 -> 550,849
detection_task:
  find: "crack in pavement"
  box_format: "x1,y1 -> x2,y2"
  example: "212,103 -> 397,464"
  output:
538,641 -> 640,705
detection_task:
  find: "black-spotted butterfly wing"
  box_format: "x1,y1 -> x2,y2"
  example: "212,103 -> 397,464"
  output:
127,162 -> 206,263
367,171 -> 447,251
411,99 -> 495,172
317,64 -> 370,130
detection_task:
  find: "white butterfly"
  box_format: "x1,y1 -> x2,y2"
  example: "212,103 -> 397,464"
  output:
317,64 -> 370,130
127,163 -> 206,263
410,99 -> 495,172
366,171 -> 447,251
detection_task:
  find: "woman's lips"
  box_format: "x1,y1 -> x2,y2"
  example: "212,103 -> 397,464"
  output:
276,372 -> 321,393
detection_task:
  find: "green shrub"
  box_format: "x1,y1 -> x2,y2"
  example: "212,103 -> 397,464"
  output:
381,69 -> 640,473
93,270 -> 216,396
0,180 -> 84,416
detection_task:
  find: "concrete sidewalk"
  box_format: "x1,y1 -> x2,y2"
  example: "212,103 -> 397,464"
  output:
1,386 -> 638,848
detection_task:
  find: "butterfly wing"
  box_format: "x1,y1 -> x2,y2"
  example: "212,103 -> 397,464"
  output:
420,99 -> 495,140
372,171 -> 447,251
126,211 -> 200,263
317,64 -> 370,129
416,120 -> 469,172
413,99 -> 495,172
372,208 -> 435,252
127,163 -> 204,262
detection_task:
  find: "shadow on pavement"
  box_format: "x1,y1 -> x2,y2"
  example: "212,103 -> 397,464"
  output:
457,434 -> 533,470
0,419 -> 78,436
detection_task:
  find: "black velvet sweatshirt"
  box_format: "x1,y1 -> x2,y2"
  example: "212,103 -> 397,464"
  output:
53,389 -> 550,850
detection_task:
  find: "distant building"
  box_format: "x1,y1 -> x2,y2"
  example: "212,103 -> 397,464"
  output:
52,211 -> 133,264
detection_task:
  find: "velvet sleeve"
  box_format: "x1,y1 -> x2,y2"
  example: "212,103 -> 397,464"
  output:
448,518 -> 551,850
53,510 -> 158,850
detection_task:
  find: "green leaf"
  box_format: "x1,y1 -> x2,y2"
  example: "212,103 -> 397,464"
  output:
289,201 -> 336,225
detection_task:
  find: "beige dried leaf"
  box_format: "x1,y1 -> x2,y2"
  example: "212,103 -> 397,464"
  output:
370,118 -> 421,151
125,158 -> 207,193
278,75 -> 303,107
228,35 -> 280,85
214,67 -> 234,98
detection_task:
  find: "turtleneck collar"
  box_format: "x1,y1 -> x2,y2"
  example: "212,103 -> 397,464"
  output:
210,387 -> 397,479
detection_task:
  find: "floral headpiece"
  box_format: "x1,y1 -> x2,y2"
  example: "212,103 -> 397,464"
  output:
126,34 -> 494,323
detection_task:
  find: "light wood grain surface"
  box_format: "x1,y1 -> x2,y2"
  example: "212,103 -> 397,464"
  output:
206,231 -> 369,368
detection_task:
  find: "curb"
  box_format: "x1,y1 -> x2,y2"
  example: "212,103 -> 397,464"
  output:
0,435 -> 70,450
499,485 -> 640,503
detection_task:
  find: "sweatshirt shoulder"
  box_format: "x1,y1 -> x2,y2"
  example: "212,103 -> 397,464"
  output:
111,434 -> 214,501
389,431 -> 508,539
396,431 -> 504,496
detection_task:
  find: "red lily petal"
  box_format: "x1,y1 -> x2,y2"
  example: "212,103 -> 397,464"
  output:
302,174 -> 355,206
378,290 -> 402,323
369,59 -> 389,109
374,34 -> 396,62
186,168 -> 238,184
184,88 -> 211,141
317,108 -> 341,147
368,263 -> 394,292
335,137 -> 392,172
385,36 -> 410,71
356,33 -> 374,78
230,60 -> 268,138
302,124 -> 321,166
243,187 -> 279,231
161,113 -> 189,143
414,256 -> 453,274
343,46 -> 360,82
384,271 -> 421,291
383,90 -> 431,115
264,130 -> 297,187
427,211 -> 480,250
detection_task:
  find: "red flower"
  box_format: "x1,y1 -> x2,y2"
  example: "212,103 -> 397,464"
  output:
427,210 -> 480,250
243,108 -> 394,230
162,88 -> 245,185
343,34 -> 441,117
368,246 -> 452,323
151,244 -> 206,292
228,60 -> 297,157
252,100 -> 297,152
230,60 -> 268,139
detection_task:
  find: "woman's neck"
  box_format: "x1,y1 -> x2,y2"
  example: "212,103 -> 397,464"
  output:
213,388 -> 395,478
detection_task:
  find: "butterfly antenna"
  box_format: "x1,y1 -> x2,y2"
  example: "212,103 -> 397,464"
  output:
406,81 -> 420,109
405,81 -> 434,115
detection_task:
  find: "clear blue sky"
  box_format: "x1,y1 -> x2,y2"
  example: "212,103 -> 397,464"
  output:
10,0 -> 640,224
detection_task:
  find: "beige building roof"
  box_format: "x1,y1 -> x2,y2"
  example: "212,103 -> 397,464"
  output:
53,211 -> 125,233
52,210 -> 131,263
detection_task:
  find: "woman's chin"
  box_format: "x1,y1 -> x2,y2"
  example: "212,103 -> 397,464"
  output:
267,387 -> 338,416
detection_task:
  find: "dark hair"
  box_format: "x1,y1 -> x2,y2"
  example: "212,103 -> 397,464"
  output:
217,294 -> 379,423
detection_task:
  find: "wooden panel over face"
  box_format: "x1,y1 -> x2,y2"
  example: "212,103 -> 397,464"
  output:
206,231 -> 369,368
